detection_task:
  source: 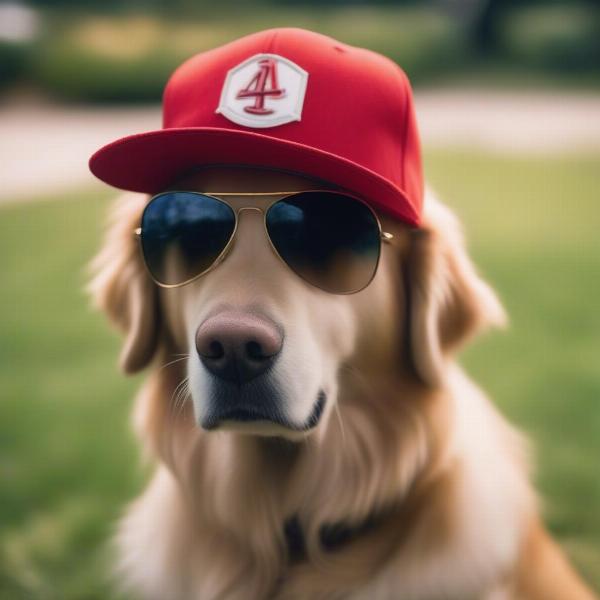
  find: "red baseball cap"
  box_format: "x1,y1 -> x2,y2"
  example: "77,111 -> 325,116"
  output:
89,27 -> 423,225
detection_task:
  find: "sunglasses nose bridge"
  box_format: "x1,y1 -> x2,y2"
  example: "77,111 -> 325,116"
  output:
236,206 -> 265,215
233,205 -> 272,249
225,205 -> 278,266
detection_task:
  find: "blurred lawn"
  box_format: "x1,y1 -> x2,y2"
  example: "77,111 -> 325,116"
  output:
0,149 -> 599,597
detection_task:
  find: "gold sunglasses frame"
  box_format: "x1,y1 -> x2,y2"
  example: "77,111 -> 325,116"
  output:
134,190 -> 394,295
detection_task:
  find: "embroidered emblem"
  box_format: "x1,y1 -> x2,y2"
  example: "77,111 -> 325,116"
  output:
216,53 -> 308,128
236,58 -> 285,115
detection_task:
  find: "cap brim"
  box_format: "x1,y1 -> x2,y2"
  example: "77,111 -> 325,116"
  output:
89,127 -> 419,226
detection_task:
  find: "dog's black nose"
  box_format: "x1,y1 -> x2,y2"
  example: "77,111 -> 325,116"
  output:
195,311 -> 283,384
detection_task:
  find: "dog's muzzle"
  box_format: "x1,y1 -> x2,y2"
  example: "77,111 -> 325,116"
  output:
195,309 -> 326,432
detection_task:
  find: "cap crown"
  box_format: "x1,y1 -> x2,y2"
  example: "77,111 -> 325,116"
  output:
163,28 -> 423,222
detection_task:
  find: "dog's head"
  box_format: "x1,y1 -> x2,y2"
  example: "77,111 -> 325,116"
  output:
90,167 -> 505,442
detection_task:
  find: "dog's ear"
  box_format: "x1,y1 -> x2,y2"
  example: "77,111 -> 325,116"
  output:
404,193 -> 506,387
88,194 -> 160,374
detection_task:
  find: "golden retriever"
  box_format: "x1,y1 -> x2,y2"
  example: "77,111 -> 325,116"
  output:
89,166 -> 596,599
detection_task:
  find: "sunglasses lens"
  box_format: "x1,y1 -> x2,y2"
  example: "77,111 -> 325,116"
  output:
140,192 -> 235,286
266,191 -> 381,293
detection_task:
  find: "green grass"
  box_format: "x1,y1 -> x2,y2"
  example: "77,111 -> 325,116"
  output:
1,151 -> 599,596
0,188 -> 141,600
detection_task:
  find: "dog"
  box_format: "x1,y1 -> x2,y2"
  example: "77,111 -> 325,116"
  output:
89,165 -> 596,599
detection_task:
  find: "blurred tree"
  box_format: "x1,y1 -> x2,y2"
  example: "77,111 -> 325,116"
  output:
467,0 -> 600,59
470,0 -> 511,55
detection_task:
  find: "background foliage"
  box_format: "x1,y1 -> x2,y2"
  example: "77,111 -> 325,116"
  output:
1,1 -> 599,102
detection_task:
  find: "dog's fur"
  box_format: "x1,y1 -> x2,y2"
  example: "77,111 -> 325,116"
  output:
90,167 -> 596,599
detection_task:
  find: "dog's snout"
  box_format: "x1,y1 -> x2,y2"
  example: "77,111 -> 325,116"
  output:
195,311 -> 283,384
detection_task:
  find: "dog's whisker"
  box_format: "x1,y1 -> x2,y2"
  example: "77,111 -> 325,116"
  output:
333,401 -> 347,448
174,380 -> 190,412
171,376 -> 188,400
175,382 -> 191,418
159,354 -> 190,372
169,376 -> 190,418
340,363 -> 376,402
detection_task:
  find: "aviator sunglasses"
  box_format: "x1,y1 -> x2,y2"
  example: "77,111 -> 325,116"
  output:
136,190 -> 395,294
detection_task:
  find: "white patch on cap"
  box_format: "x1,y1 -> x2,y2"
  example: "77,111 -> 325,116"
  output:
216,53 -> 308,129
